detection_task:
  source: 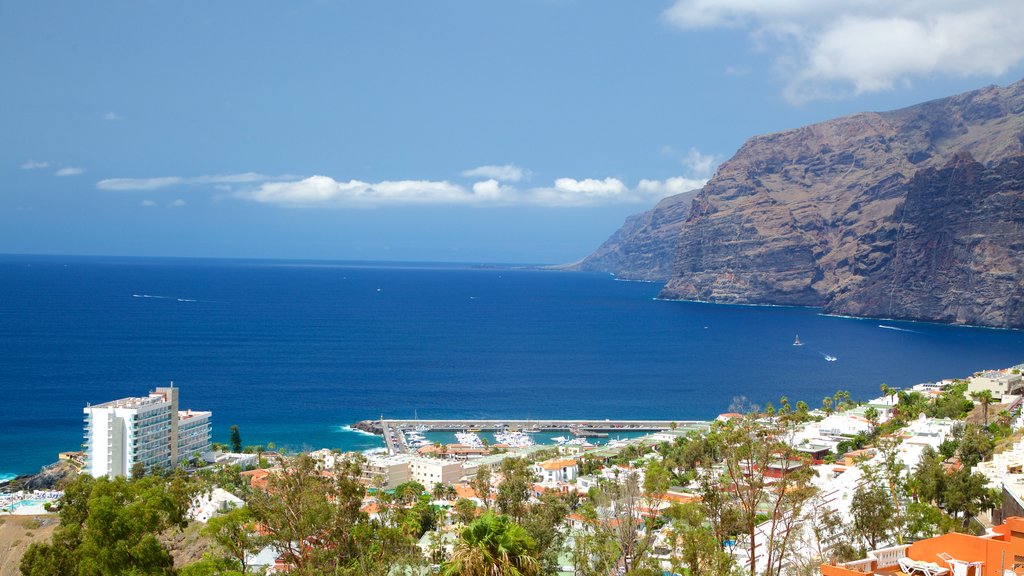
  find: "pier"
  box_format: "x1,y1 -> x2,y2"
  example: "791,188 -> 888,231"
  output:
363,418 -> 711,454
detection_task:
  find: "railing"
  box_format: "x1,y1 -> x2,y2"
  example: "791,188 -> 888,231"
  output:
868,544 -> 911,568
837,558 -> 873,573
838,544 -> 910,573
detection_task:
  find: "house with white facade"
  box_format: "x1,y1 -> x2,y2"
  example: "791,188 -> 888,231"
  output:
531,458 -> 578,485
83,384 -> 211,478
361,454 -> 463,489
969,370 -> 1024,400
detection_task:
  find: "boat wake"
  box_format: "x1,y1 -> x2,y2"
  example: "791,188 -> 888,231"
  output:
132,294 -> 197,302
879,324 -> 917,333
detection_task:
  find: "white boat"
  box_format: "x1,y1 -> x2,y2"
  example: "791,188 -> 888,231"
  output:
551,436 -> 568,445
824,355 -> 837,362
455,431 -> 484,447
495,431 -> 533,448
793,335 -> 803,346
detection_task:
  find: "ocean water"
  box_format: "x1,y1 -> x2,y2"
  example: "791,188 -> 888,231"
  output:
1,254 -> 1022,477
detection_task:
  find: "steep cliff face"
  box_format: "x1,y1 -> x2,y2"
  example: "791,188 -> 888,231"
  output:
652,79 -> 1024,328
564,189 -> 698,281
825,153 -> 1024,327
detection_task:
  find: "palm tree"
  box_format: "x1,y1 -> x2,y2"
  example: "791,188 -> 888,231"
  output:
441,512 -> 539,576
822,396 -> 833,414
970,390 -> 995,428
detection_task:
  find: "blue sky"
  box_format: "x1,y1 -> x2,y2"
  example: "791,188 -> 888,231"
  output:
4,1 -> 1024,263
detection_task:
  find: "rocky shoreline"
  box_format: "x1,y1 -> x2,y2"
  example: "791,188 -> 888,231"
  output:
0,461 -> 77,493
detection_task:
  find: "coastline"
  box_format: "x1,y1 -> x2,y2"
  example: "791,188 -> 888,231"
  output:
654,296 -> 1024,332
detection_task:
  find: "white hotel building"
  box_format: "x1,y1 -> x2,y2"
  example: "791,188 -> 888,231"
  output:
83,384 -> 211,478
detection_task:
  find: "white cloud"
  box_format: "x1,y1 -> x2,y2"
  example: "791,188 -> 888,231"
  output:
660,146 -> 720,177
141,200 -> 157,207
169,199 -> 187,207
97,172 -> 282,191
663,0 -> 1024,101
103,112 -> 124,121
98,176 -> 184,191
636,177 -> 708,197
20,160 -> 49,170
55,167 -> 84,177
241,176 -> 471,206
681,148 -> 718,177
460,164 -> 527,182
472,179 -> 514,200
527,178 -> 630,207
238,174 -> 706,207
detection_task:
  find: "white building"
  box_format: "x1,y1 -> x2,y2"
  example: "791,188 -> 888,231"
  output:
189,487 -> 244,523
361,455 -> 413,488
531,458 -> 578,485
408,456 -> 463,488
969,371 -> 1023,399
83,384 -> 211,478
361,454 -> 463,489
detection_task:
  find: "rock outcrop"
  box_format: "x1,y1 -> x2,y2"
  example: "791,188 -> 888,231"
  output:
562,189 -> 699,281
581,79 -> 1024,328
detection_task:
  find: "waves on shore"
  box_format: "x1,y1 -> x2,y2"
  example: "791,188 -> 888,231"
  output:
337,425 -> 379,437
0,473 -> 16,484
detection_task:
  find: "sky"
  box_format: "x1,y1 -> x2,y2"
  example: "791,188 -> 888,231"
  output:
4,1 -> 1024,264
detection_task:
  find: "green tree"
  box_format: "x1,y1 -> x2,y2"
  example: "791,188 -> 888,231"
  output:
203,506 -> 265,574
667,503 -> 738,576
21,472 -> 198,576
943,468 -> 1001,529
571,521 -> 620,576
230,425 -> 242,453
454,498 -> 478,525
247,454 -> 420,575
471,465 -> 493,511
864,406 -> 879,426
441,512 -> 539,576
706,416 -> 815,576
496,459 -> 535,522
970,389 -> 995,428
957,423 -> 994,468
520,491 -> 569,575
851,477 -> 896,549
909,446 -> 946,505
179,555 -> 244,576
903,502 -> 956,541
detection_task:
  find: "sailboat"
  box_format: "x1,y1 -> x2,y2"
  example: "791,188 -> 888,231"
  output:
793,335 -> 803,346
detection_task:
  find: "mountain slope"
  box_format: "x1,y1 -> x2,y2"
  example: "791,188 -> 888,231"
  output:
562,189 -> 698,281
577,80 -> 1024,328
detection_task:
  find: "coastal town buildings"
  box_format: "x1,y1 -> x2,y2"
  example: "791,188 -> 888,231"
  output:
821,516 -> 1024,575
82,384 -> 211,478
969,370 -> 1024,400
361,454 -> 463,489
531,458 -> 579,485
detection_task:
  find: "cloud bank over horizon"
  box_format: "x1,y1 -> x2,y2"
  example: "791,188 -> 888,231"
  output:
664,0 -> 1024,102
239,174 -> 707,208
94,169 -> 709,208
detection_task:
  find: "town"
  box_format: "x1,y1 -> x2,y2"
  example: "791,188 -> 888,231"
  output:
6,364 -> 1024,575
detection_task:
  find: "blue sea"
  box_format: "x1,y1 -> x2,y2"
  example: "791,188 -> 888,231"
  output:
1,254 -> 1022,478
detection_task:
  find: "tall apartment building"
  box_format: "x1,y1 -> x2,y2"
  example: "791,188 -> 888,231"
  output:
83,384 -> 211,478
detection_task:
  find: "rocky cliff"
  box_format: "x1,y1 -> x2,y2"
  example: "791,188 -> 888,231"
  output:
585,80 -> 1024,328
562,189 -> 698,281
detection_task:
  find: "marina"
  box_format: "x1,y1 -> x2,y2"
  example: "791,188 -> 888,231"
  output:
367,418 -> 710,454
